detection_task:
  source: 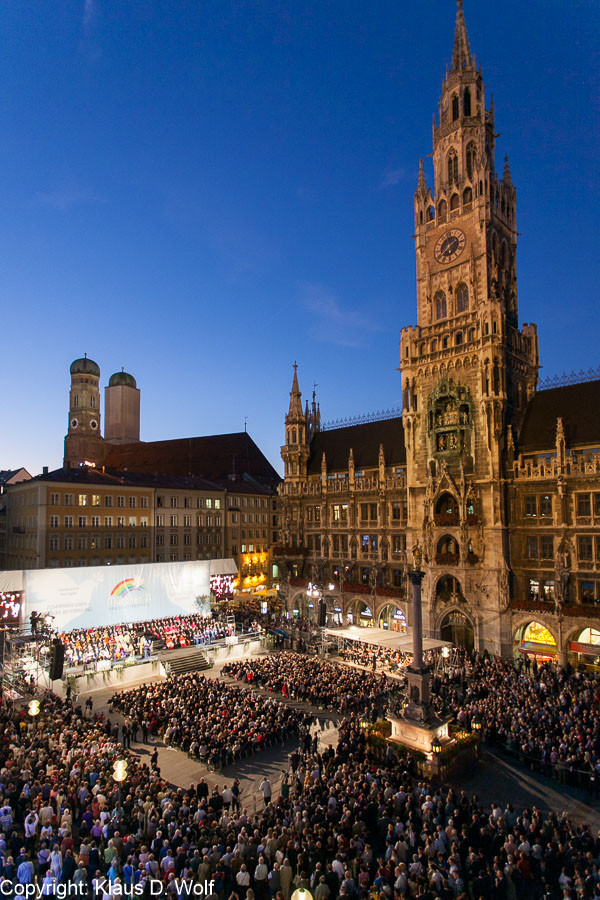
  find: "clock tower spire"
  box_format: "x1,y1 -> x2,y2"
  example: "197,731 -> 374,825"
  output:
400,1 -> 539,652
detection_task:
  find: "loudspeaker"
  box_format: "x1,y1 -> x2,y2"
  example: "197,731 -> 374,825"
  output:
49,639 -> 65,681
318,601 -> 327,627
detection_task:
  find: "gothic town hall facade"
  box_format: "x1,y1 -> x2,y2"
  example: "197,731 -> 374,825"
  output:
275,2 -> 600,668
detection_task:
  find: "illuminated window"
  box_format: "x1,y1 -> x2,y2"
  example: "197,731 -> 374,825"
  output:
78,494 -> 87,507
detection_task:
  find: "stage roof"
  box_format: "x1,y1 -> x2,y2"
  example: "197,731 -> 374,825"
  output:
323,625 -> 451,652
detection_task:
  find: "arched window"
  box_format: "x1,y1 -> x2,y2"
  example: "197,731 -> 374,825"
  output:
463,87 -> 471,117
419,210 -> 423,224
427,205 -> 435,221
447,149 -> 458,184
456,283 -> 469,312
90,396 -> 96,408
438,199 -> 447,221
431,339 -> 438,352
450,193 -> 460,211
435,291 -> 447,321
468,327 -> 476,342
452,94 -> 459,120
73,395 -> 79,408
455,331 -> 463,346
462,186 -> 472,205
292,428 -> 297,443
500,241 -> 507,267
442,336 -> 449,349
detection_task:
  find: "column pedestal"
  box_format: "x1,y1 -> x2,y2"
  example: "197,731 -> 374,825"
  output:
388,565 -> 451,753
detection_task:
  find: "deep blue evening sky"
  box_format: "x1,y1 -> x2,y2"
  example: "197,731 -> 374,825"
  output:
2,0 -> 598,477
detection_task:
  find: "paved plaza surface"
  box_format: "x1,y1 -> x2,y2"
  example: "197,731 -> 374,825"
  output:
77,653 -> 600,828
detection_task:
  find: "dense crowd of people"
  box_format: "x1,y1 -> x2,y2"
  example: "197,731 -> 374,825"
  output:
222,652 -> 390,713
59,615 -> 238,668
435,653 -> 600,788
0,691 -> 598,899
110,674 -> 304,768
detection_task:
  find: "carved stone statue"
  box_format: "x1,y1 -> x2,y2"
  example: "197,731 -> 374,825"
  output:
412,542 -> 423,572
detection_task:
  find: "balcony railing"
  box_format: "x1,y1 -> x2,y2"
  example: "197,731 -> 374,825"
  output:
434,512 -> 459,527
435,552 -> 459,566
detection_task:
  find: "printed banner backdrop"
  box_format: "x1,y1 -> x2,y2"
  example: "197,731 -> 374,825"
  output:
24,560 -> 211,632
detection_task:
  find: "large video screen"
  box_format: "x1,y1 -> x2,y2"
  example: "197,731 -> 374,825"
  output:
24,560 -> 211,632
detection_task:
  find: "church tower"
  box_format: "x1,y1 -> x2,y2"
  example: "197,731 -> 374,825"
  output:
64,355 -> 105,469
400,1 -> 539,655
105,369 -> 141,445
280,364 -> 310,487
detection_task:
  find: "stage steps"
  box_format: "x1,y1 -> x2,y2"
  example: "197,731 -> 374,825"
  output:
158,646 -> 212,676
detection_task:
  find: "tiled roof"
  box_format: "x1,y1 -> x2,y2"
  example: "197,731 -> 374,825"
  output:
104,432 -> 281,488
24,467 -> 223,492
308,417 -> 406,475
519,380 -> 600,452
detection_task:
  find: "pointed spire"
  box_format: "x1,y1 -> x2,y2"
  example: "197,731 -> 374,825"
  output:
286,361 -> 303,419
451,0 -> 472,72
503,155 -> 512,185
416,158 -> 427,195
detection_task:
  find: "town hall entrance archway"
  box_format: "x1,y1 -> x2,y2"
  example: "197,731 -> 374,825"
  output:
440,610 -> 474,651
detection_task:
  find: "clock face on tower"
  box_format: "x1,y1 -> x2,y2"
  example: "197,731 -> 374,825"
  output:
434,228 -> 466,264
71,418 -> 78,429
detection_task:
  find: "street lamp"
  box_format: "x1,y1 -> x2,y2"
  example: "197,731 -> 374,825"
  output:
431,736 -> 442,755
472,715 -> 482,733
292,890 -> 313,900
112,759 -> 128,822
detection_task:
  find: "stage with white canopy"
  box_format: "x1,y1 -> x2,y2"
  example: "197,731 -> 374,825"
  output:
323,625 -> 451,653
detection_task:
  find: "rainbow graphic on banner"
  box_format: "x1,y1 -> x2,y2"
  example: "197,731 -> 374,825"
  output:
110,578 -> 145,597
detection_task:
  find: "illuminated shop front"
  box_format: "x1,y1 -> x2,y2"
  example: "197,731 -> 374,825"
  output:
346,601 -> 374,627
378,603 -> 407,632
568,627 -> 600,671
515,620 -> 557,661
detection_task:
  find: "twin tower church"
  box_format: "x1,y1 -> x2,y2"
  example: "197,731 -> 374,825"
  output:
275,2 -> 600,666
63,355 -> 140,469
